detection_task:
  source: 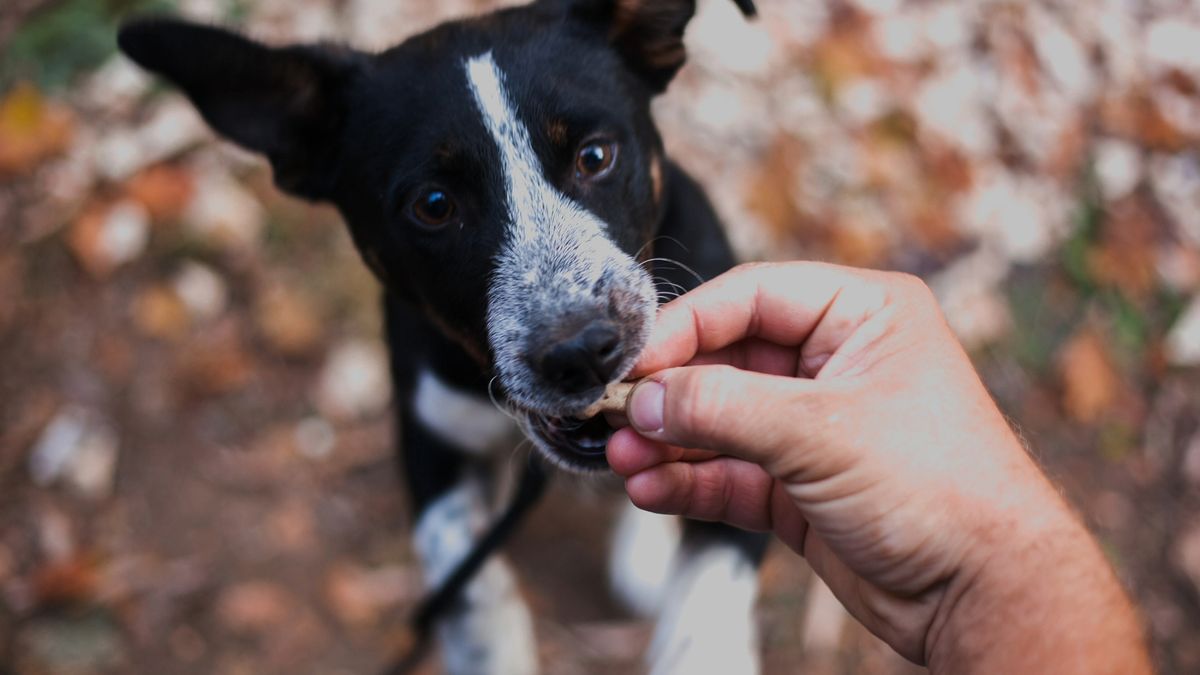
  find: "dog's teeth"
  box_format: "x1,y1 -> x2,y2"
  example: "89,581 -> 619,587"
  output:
581,381 -> 636,419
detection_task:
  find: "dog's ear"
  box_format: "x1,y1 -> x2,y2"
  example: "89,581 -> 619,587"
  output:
565,0 -> 756,92
117,18 -> 362,200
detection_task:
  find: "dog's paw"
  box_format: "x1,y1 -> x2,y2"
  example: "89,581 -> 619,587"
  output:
648,545 -> 761,675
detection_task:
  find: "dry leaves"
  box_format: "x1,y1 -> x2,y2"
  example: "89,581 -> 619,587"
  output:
215,581 -> 294,635
323,562 -> 418,628
1088,196 -> 1161,299
132,286 -> 190,342
256,284 -> 324,357
0,83 -> 74,176
123,164 -> 195,223
66,200 -> 151,279
173,323 -> 255,396
1057,328 -> 1121,423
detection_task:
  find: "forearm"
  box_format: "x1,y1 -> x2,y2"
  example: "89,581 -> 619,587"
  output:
927,497 -> 1153,674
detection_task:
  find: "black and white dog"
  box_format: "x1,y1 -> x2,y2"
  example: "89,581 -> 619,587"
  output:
118,1 -> 768,672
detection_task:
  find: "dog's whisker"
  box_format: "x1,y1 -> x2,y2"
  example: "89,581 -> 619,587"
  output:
487,376 -> 522,422
641,257 -> 706,287
653,277 -> 688,296
505,438 -> 536,475
634,235 -> 689,262
655,235 -> 691,253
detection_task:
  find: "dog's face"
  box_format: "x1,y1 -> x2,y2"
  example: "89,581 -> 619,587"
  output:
118,0 -> 754,471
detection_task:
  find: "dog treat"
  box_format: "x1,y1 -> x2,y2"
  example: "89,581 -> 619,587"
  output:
582,381 -> 636,419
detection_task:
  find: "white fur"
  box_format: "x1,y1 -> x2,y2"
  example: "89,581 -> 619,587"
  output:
609,504 -> 682,617
414,482 -> 539,675
463,52 -> 656,420
648,545 -> 761,675
414,369 -> 516,456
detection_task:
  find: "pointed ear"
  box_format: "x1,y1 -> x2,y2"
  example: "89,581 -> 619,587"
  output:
117,17 -> 363,200
566,0 -> 756,92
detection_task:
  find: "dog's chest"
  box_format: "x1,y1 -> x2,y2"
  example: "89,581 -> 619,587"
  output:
413,368 -> 518,456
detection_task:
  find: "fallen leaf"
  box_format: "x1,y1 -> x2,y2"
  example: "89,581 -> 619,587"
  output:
67,200 -> 151,279
267,500 -> 316,553
0,253 -> 23,331
324,562 -> 418,628
33,555 -> 101,608
0,82 -> 74,175
829,210 -> 891,267
810,9 -> 883,93
132,286 -> 190,342
256,284 -> 323,357
1057,328 -> 1120,423
314,340 -> 392,421
1101,89 -> 1192,152
743,134 -> 806,241
28,406 -> 120,501
124,164 -> 195,223
293,416 -> 336,460
172,262 -> 228,323
173,323 -> 254,396
182,167 -> 265,251
1165,295 -> 1200,366
1087,195 -> 1161,300
215,581 -> 294,635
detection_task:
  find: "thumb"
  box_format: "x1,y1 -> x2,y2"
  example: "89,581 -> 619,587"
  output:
626,365 -> 831,470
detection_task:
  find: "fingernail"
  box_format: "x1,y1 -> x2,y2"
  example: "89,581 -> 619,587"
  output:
802,353 -> 831,376
628,380 -> 665,433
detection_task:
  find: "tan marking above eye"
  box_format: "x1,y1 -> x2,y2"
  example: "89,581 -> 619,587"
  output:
547,119 -> 568,146
650,154 -> 663,204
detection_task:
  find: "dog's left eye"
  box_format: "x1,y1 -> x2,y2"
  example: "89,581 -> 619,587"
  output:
411,188 -> 457,229
576,139 -> 618,180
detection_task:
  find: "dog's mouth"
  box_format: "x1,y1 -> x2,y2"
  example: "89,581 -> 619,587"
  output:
524,409 -> 615,472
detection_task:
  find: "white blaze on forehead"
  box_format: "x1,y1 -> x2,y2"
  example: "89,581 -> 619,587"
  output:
463,51 -> 656,414
464,51 -> 605,252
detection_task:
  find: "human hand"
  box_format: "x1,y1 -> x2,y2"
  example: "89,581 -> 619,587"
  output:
607,262 -> 1150,673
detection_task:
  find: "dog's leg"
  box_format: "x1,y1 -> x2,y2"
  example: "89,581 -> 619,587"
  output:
411,469 -> 539,675
402,395 -> 539,675
390,298 -> 538,675
609,503 -> 682,617
645,522 -> 768,675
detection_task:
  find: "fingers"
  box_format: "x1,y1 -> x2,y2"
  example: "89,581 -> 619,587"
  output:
622,365 -> 834,472
615,444 -> 811,549
606,427 -> 718,476
623,455 -> 778,532
685,336 -> 805,377
633,262 -> 892,378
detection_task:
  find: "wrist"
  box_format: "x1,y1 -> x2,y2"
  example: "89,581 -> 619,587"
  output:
925,492 -> 1151,674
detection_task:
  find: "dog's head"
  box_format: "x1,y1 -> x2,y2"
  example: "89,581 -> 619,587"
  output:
117,0 -> 754,471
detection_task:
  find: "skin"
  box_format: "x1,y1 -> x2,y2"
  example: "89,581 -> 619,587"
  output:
606,262 -> 1154,674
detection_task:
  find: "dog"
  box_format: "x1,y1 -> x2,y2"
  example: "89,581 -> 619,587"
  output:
118,1 -> 768,672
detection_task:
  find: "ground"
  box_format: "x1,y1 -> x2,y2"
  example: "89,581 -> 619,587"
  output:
2,0 -> 1200,673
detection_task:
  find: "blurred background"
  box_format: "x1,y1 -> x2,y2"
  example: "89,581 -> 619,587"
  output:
2,0 -> 1199,673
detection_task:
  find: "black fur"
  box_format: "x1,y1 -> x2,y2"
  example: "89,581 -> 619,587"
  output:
118,1 -> 767,671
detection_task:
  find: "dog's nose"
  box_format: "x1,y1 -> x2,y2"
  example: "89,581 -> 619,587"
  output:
538,322 -> 622,394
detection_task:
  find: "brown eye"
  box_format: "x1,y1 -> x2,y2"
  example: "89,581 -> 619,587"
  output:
412,188 -> 456,228
576,139 -> 618,180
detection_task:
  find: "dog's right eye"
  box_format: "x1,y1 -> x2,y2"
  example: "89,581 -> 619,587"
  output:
411,188 -> 457,229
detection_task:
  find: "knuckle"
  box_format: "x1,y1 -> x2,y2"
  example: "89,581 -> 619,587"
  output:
734,261 -> 772,275
881,272 -> 938,312
667,367 -> 728,441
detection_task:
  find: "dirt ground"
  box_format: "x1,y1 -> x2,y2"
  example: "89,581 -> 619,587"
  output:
3,0 -> 1200,673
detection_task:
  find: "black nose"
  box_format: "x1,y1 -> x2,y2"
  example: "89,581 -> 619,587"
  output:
538,322 -> 623,394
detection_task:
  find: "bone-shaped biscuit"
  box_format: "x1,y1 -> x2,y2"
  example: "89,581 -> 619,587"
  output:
581,381 -> 636,419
